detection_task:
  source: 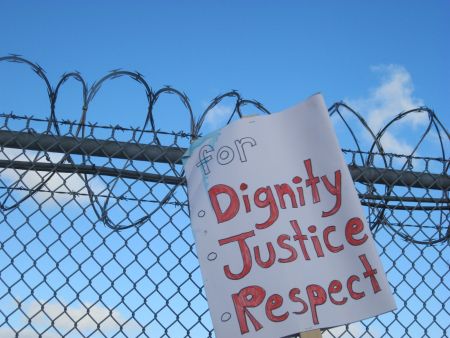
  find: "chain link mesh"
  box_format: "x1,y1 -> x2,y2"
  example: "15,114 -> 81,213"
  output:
0,56 -> 448,337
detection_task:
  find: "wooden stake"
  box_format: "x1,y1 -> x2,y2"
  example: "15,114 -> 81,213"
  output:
300,328 -> 322,338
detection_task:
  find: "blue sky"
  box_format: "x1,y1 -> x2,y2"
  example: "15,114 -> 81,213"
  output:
1,0 -> 449,127
0,1 -> 449,337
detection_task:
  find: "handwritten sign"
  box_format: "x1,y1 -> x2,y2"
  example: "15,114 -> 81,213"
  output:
183,94 -> 396,338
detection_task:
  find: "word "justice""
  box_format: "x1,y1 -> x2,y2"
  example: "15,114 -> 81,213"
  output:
208,159 -> 342,229
219,217 -> 368,280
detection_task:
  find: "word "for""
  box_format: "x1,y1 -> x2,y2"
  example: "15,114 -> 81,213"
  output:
195,137 -> 257,175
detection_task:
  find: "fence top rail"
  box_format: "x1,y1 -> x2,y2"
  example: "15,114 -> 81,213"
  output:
0,129 -> 448,191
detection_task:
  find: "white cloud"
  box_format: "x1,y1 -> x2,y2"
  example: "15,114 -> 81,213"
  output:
0,327 -> 61,338
0,300 -> 141,337
0,148 -> 106,207
25,300 -> 139,333
0,298 -> 141,337
374,132 -> 413,156
203,104 -> 233,130
349,64 -> 427,155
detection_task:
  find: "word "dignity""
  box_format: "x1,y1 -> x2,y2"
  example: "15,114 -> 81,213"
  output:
208,158 -> 342,229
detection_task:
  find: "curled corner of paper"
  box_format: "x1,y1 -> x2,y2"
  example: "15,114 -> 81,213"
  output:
182,128 -> 223,166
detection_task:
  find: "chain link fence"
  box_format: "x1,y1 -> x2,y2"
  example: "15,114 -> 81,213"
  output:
0,56 -> 448,337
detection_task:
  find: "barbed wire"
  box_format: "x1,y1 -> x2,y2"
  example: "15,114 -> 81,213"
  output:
1,55 -> 449,338
0,55 -> 448,244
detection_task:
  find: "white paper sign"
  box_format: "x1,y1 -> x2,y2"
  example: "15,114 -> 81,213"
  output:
183,94 -> 396,338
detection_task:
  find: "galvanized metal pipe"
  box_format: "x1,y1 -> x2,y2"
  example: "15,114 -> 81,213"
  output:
0,130 -> 448,190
